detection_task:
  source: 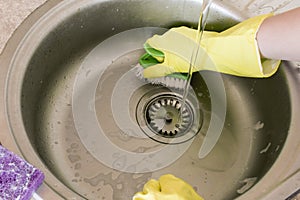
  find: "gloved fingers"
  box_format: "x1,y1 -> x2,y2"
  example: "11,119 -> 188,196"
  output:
132,179 -> 160,200
146,31 -> 197,61
159,174 -> 205,200
143,179 -> 161,193
143,64 -> 176,78
146,27 -> 216,54
144,43 -> 165,63
159,174 -> 186,193
145,29 -> 214,75
132,193 -> 149,200
139,53 -> 161,68
169,26 -> 218,40
133,174 -> 205,200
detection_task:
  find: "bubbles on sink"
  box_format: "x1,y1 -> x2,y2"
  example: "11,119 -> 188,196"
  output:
84,174 -> 102,187
68,154 -> 81,163
197,92 -> 204,97
254,121 -> 264,131
66,143 -> 81,161
71,143 -> 80,149
72,179 -> 79,183
259,142 -> 272,154
108,130 -> 132,142
65,142 -> 86,185
74,163 -> 82,170
83,172 -> 151,199
236,177 -> 257,194
112,153 -> 127,170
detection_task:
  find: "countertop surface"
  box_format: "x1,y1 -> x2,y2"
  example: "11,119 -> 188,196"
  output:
0,0 -> 47,54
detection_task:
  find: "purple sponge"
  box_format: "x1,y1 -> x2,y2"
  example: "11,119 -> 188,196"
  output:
0,145 -> 44,200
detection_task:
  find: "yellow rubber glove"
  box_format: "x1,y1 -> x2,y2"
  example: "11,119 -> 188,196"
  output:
143,14 -> 281,78
132,174 -> 204,200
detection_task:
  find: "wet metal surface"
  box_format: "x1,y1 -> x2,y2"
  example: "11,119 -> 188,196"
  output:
0,0 -> 300,199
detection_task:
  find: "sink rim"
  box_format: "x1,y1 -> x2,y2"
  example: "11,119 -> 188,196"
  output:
0,0 -> 300,199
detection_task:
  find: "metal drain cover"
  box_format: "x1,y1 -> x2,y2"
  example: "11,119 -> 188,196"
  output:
145,95 -> 193,137
136,88 -> 203,144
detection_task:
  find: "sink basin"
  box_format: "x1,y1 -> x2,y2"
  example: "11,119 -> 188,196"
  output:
1,0 -> 300,199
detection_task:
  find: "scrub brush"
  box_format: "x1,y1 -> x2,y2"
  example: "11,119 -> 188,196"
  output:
135,43 -> 189,90
135,0 -> 212,90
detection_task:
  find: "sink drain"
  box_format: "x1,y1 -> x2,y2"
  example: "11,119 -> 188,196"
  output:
145,95 -> 193,137
136,88 -> 203,144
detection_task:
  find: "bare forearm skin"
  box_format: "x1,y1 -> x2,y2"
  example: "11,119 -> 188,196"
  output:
257,7 -> 300,61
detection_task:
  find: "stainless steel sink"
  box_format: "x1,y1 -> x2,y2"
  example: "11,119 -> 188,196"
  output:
1,0 -> 300,199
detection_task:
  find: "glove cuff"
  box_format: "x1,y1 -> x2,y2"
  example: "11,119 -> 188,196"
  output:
204,13 -> 281,78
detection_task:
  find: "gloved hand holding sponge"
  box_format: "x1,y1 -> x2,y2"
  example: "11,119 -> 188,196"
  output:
140,14 -> 281,79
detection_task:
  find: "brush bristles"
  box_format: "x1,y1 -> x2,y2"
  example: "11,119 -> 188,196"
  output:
134,64 -> 187,90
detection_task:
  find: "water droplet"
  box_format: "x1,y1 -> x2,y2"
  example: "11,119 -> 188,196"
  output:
75,163 -> 81,170
71,143 -> 79,149
237,177 -> 257,194
254,121 -> 264,131
259,142 -> 271,154
116,183 -> 123,189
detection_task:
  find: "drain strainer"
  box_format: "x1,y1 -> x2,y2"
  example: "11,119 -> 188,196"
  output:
136,88 -> 203,144
145,95 -> 193,137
